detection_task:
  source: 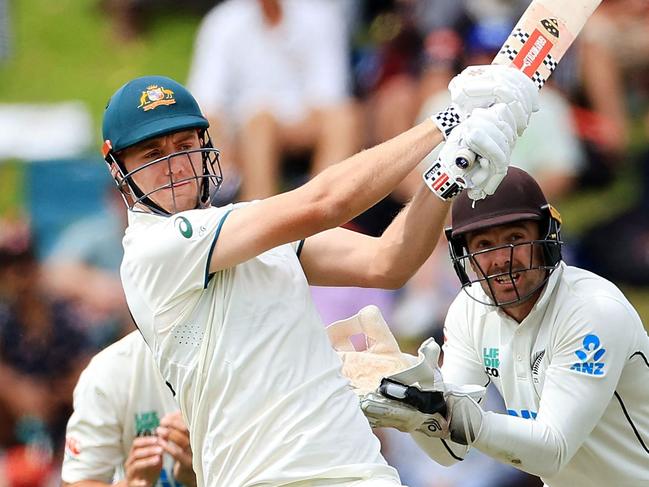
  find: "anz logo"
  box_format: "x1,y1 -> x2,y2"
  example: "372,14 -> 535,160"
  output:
570,334 -> 606,375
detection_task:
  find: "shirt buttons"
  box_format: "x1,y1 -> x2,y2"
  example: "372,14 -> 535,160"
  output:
516,354 -> 522,361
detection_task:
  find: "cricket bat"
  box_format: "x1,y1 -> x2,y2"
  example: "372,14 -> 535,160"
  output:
455,0 -> 603,169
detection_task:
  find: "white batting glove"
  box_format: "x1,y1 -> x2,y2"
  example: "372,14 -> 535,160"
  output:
447,385 -> 487,445
424,103 -> 517,201
431,65 -> 540,138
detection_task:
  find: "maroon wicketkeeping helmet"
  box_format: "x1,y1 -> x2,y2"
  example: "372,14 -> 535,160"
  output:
445,167 -> 563,306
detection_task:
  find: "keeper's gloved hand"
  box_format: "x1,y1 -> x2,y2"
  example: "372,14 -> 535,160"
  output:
424,103 -> 517,201
362,379 -> 487,441
361,338 -> 449,437
362,378 -> 449,437
432,65 -> 540,138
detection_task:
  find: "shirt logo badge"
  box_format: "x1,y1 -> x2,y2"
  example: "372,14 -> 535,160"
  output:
135,411 -> 160,436
570,334 -> 606,375
138,85 -> 176,111
174,216 -> 193,238
483,347 -> 500,378
531,350 -> 545,383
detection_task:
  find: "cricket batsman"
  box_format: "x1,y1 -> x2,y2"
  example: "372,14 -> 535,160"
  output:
99,65 -> 537,486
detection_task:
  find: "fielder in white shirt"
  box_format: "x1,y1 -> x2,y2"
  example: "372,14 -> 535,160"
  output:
99,67 -> 538,486
361,167 -> 649,487
62,331 -> 196,487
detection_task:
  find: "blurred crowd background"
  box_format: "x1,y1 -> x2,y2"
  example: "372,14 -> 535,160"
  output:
0,0 -> 648,485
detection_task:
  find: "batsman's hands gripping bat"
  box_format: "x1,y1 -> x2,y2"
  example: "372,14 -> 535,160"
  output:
449,0 -> 603,183
424,102 -> 520,201
432,65 -> 539,139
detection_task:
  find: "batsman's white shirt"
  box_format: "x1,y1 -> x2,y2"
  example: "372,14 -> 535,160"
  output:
120,206 -> 399,487
441,263 -> 649,487
62,331 -> 181,485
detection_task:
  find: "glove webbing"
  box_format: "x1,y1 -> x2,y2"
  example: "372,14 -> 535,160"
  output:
379,378 -> 447,417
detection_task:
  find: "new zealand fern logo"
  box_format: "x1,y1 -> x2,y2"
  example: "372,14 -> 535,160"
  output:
175,216 -> 193,238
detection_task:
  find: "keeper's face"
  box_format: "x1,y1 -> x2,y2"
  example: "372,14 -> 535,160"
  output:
465,220 -> 546,314
120,130 -> 203,213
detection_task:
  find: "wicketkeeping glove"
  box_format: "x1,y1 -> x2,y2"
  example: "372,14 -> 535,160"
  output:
361,338 -> 450,437
447,385 -> 488,445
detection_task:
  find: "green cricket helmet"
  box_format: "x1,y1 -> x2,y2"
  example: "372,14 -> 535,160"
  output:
102,75 -> 222,215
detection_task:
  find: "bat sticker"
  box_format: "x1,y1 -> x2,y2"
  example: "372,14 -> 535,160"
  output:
541,18 -> 560,38
512,29 -> 554,77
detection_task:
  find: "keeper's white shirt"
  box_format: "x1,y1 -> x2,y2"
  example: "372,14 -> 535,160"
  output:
62,331 -> 181,485
438,262 -> 649,487
120,205 -> 399,487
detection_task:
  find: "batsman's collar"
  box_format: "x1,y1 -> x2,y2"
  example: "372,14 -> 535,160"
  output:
103,75 -> 208,153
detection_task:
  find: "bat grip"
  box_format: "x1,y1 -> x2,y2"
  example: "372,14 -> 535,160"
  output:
455,147 -> 477,169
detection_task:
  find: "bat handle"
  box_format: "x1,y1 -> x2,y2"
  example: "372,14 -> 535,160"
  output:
455,148 -> 477,169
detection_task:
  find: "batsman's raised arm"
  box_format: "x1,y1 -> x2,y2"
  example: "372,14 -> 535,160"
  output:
210,66 -> 538,275
208,120 -> 443,272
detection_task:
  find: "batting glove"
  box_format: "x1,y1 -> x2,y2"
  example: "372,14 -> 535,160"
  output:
431,65 -> 540,138
424,103 -> 517,201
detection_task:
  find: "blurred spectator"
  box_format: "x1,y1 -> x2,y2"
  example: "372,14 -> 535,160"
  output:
350,0 -> 426,202
42,189 -> 132,347
579,0 -> 649,154
577,109 -> 649,285
187,0 -> 360,200
100,0 -> 216,42
0,217 -> 92,486
352,1 -> 423,144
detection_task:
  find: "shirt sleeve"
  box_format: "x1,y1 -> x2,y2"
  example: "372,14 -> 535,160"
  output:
474,295 -> 635,477
126,205 -> 235,313
61,359 -> 126,483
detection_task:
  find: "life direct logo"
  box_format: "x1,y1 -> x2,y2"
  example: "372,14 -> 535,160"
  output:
570,334 -> 606,376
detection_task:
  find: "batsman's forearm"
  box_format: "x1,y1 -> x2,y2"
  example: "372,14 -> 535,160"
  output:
300,120 -> 443,227
371,184 -> 450,287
